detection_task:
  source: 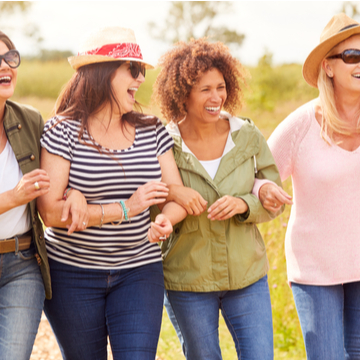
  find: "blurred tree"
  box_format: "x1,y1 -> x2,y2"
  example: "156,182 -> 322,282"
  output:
24,49 -> 74,62
0,1 -> 43,44
341,1 -> 360,18
148,1 -> 244,49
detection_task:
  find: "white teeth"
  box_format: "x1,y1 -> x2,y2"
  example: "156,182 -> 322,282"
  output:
128,88 -> 138,91
353,74 -> 360,78
205,106 -> 220,111
0,76 -> 11,81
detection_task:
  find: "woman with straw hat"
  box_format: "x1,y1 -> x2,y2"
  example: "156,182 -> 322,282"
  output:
258,13 -> 360,359
37,27 -> 187,359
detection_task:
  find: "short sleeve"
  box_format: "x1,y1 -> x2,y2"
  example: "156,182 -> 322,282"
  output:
156,119 -> 174,157
40,117 -> 78,161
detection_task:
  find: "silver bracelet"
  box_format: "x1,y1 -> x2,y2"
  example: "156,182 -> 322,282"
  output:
99,203 -> 104,228
111,202 -> 124,226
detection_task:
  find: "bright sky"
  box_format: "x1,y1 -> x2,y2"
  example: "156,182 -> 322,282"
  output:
6,1 -> 356,66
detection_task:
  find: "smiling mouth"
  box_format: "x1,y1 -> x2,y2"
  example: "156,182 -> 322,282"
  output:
205,106 -> 221,112
352,74 -> 360,79
127,87 -> 138,100
0,76 -> 11,84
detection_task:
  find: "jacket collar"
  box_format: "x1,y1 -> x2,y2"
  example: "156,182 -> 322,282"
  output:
167,112 -> 258,186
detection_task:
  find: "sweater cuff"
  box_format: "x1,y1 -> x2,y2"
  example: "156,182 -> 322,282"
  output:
252,178 -> 276,198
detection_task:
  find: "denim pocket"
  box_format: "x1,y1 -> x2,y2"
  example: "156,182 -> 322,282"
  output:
18,246 -> 36,261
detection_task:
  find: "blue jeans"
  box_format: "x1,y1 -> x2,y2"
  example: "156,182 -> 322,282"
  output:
164,275 -> 273,360
44,258 -> 165,360
292,281 -> 360,360
0,244 -> 45,360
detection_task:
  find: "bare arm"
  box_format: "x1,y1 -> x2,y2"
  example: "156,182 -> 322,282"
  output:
147,149 -> 188,242
0,169 -> 50,215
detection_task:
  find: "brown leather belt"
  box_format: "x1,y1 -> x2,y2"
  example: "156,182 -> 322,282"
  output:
0,230 -> 32,254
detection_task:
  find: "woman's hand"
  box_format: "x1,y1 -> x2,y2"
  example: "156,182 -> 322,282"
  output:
258,183 -> 293,212
11,169 -> 50,207
126,181 -> 169,218
168,184 -> 207,216
61,189 -> 89,235
147,214 -> 173,243
207,195 -> 248,221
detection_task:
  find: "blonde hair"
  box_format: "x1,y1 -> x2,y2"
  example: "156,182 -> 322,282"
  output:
317,41 -> 360,143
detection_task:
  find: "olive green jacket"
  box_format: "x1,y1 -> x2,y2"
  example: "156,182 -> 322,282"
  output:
3,100 -> 51,299
161,115 -> 283,292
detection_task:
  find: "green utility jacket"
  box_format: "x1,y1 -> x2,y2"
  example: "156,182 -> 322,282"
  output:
161,116 -> 283,292
3,100 -> 51,299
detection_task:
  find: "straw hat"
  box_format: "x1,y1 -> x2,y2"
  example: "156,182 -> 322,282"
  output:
303,13 -> 360,88
68,27 -> 154,70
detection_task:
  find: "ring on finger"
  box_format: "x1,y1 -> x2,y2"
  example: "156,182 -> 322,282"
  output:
159,235 -> 167,240
82,222 -> 87,227
34,181 -> 40,190
274,203 -> 277,207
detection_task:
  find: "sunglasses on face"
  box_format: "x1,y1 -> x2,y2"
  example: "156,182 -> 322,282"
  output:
0,50 -> 21,69
327,49 -> 360,64
129,61 -> 146,79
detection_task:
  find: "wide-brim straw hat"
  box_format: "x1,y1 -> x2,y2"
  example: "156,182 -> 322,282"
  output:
303,13 -> 360,88
68,27 -> 154,70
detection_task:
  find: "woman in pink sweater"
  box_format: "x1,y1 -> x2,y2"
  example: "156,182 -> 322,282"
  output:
259,13 -> 360,360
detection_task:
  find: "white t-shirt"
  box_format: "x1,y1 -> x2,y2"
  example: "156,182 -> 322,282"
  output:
0,140 -> 31,238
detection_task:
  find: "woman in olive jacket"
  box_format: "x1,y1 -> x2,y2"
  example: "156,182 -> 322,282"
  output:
0,31 -> 51,360
153,39 -> 283,360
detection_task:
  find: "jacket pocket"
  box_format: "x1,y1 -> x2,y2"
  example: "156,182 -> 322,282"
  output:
162,217 -> 199,260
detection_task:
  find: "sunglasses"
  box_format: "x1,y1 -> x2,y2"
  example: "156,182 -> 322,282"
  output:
0,50 -> 21,69
129,61 -> 146,79
327,49 -> 360,64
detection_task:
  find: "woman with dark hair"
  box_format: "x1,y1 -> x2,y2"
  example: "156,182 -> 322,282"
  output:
0,31 -> 51,359
37,27 -> 186,359
257,13 -> 360,360
152,38 -> 283,360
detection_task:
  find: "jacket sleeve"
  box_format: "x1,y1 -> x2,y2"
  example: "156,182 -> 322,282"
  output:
235,127 -> 284,224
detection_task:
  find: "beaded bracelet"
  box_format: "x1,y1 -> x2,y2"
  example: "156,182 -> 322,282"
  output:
99,203 -> 104,229
119,200 -> 130,221
62,187 -> 72,200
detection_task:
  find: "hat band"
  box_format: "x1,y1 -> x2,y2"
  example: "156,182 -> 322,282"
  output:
339,23 -> 359,32
78,43 -> 143,61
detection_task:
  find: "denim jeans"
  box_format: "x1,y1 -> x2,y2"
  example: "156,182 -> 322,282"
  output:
0,244 -> 45,360
164,275 -> 273,360
292,281 -> 360,360
44,258 -> 165,360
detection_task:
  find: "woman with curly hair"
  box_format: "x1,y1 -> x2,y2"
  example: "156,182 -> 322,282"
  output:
152,38 -> 283,360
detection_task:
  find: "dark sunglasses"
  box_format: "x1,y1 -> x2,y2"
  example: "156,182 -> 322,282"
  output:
129,61 -> 146,79
327,49 -> 360,64
0,50 -> 21,69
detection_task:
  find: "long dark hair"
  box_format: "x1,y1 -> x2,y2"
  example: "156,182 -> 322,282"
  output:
0,31 -> 16,50
54,61 -> 157,152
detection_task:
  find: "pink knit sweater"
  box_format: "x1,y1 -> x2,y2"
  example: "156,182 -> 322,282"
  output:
268,100 -> 360,285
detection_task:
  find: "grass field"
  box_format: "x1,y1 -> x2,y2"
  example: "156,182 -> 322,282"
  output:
12,59 -> 317,359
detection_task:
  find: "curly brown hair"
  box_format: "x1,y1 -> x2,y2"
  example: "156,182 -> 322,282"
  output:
152,38 -> 247,122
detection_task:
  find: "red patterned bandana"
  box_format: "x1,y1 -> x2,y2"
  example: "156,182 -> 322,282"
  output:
79,43 -> 143,61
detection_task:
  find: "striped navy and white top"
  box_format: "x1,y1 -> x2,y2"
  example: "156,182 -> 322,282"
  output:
40,115 -> 174,269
